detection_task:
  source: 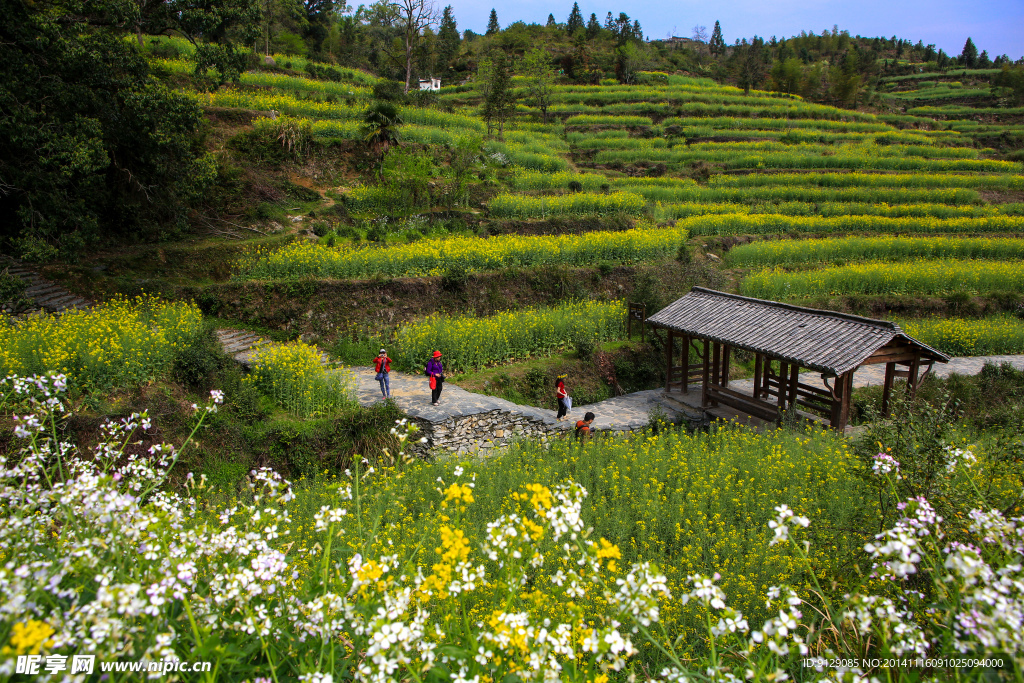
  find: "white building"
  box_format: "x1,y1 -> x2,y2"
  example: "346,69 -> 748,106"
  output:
418,77 -> 441,91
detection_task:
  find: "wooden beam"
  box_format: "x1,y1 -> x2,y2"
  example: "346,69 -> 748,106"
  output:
753,353 -> 762,401
705,385 -> 780,422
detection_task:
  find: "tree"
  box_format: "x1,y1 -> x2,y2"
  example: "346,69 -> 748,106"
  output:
709,20 -> 725,56
436,5 -> 460,73
390,0 -> 438,92
603,12 -> 614,30
960,37 -> 978,68
523,47 -> 555,122
615,41 -> 649,84
732,37 -> 767,94
486,8 -> 499,35
362,101 -> 404,175
992,64 -> 1024,104
545,13 -> 556,28
566,2 -> 583,34
141,0 -> 262,81
482,51 -> 516,138
586,13 -> 600,39
978,50 -> 991,68
1,0 -> 215,258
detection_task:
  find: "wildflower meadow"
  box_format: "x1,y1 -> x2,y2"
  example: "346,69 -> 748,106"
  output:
0,375 -> 1019,682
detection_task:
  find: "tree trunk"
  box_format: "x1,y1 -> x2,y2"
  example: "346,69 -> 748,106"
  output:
136,25 -> 144,47
404,35 -> 413,93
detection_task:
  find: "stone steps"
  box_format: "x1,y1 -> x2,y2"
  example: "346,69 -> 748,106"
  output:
1,256 -> 94,314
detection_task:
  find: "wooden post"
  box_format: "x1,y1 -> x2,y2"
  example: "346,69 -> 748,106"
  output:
682,335 -> 690,393
788,363 -> 800,411
701,339 -> 711,408
881,361 -> 895,415
829,371 -> 853,431
777,362 -> 789,422
907,355 -> 921,399
664,329 -> 673,392
753,353 -> 762,400
721,345 -> 731,388
710,342 -> 721,407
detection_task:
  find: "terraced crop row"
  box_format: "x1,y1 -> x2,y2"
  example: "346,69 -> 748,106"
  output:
234,225 -> 688,280
741,259 -> 1024,299
677,213 -> 1024,236
725,236 -> 1024,267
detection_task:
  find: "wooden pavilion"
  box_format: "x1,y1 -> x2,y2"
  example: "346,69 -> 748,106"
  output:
646,288 -> 950,431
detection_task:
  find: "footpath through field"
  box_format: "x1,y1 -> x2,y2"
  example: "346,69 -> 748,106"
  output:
344,354 -> 1024,433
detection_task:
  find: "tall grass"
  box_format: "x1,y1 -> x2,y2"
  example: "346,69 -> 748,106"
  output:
396,300 -> 625,372
0,296 -> 203,392
725,236 -> 1024,267
741,259 -> 1024,299
234,224 -> 687,280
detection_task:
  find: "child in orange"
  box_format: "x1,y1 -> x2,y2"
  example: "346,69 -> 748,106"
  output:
575,412 -> 595,439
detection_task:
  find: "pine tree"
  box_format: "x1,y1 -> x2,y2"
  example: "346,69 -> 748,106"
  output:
603,12 -> 614,30
709,20 -> 725,56
486,8 -> 499,35
586,13 -> 600,38
960,37 -> 978,68
631,19 -> 642,42
546,13 -> 556,28
437,5 -> 459,73
566,2 -> 583,34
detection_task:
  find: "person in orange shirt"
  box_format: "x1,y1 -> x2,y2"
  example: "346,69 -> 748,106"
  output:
373,348 -> 392,399
575,412 -> 595,439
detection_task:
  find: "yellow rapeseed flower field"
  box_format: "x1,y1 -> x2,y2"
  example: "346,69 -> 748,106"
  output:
234,224 -> 687,280
0,296 -> 202,392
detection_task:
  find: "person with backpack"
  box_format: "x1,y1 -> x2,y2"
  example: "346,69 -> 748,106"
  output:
426,350 -> 444,406
373,348 -> 392,399
555,374 -> 569,421
575,412 -> 595,439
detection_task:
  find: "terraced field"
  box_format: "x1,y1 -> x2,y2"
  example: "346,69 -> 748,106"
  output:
81,43 -> 1022,376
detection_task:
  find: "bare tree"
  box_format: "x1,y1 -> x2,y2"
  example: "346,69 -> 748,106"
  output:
392,0 -> 439,93
691,25 -> 707,43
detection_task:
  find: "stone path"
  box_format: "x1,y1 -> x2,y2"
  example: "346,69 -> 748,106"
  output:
0,256 -> 93,314
215,325 -> 1024,433
344,353 -> 1024,432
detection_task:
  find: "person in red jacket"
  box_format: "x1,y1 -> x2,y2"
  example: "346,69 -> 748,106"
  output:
373,348 -> 392,399
555,374 -> 569,421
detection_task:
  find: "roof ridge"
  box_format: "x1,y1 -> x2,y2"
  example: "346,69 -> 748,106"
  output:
689,287 -> 903,332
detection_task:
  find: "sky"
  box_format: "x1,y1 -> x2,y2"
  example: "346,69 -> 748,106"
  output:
450,0 -> 1024,60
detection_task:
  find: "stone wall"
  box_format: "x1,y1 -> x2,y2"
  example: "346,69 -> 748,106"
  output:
414,409 -> 562,456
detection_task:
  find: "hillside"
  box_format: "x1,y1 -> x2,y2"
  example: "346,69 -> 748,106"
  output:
2,8 -> 1024,681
